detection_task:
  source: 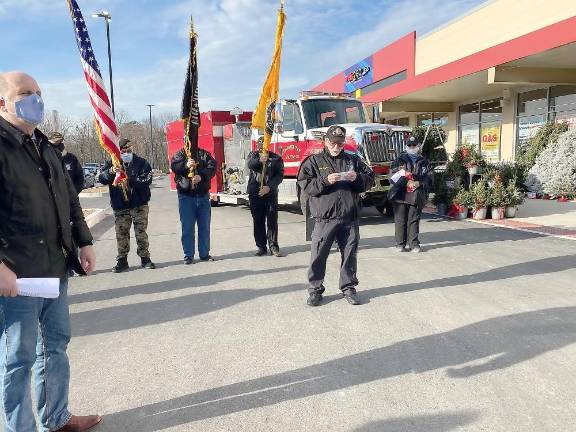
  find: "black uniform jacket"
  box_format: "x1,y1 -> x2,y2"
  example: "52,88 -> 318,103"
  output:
0,117 -> 93,278
171,148 -> 217,197
298,149 -> 375,221
246,150 -> 284,197
62,151 -> 84,194
99,154 -> 152,211
388,153 -> 432,209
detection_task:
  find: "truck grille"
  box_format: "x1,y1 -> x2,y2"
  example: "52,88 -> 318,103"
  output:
361,130 -> 409,163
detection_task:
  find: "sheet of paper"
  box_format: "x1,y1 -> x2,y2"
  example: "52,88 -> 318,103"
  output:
390,169 -> 406,183
17,278 -> 60,299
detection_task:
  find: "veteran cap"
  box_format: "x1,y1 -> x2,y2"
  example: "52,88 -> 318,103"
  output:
325,125 -> 346,144
119,138 -> 132,149
48,132 -> 64,144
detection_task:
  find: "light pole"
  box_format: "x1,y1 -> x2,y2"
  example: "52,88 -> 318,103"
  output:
146,104 -> 155,167
92,10 -> 115,117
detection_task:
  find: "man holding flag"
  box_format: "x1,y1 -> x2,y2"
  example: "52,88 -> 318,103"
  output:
171,17 -> 217,265
250,1 -> 286,256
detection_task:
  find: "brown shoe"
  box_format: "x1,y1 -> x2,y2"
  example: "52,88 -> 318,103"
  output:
57,415 -> 102,431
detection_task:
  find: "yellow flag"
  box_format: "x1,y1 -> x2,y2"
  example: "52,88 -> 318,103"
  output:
252,1 -> 286,154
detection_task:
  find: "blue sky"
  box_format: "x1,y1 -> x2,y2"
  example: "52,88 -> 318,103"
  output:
0,0 -> 485,121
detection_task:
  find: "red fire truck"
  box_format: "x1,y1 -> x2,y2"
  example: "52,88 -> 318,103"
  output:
166,93 -> 411,214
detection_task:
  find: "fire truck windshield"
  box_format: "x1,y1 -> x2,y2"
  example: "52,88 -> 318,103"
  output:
301,99 -> 366,129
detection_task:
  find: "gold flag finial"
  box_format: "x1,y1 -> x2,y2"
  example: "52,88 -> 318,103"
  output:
189,16 -> 196,39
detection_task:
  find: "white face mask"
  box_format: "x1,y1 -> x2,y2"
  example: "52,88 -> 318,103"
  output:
406,146 -> 420,155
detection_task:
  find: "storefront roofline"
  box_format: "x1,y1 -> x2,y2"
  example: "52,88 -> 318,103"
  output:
361,16 -> 576,104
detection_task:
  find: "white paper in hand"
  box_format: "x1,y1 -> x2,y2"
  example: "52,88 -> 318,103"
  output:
390,169 -> 406,183
17,278 -> 60,299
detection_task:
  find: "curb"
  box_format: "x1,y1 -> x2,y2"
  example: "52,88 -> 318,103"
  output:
85,208 -> 109,228
423,209 -> 576,242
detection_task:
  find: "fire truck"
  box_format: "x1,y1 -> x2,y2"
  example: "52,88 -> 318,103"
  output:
166,93 -> 411,215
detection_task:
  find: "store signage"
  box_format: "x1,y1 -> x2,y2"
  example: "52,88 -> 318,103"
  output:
518,115 -> 546,146
481,125 -> 501,162
344,56 -> 374,93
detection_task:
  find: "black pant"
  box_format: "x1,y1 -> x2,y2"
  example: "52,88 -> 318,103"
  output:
393,202 -> 422,247
308,219 -> 359,294
249,194 -> 279,251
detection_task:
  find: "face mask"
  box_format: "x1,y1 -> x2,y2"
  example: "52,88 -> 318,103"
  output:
121,152 -> 133,163
51,143 -> 65,153
406,146 -> 420,155
14,94 -> 44,126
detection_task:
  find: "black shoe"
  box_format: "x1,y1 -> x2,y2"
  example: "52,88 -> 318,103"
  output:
112,257 -> 129,273
343,289 -> 361,305
255,248 -> 267,256
307,292 -> 323,307
184,256 -> 194,265
200,255 -> 215,262
141,257 -> 156,269
270,247 -> 283,257
411,245 -> 423,253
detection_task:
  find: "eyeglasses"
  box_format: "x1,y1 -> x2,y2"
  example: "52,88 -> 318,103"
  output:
406,143 -> 419,147
327,141 -> 345,147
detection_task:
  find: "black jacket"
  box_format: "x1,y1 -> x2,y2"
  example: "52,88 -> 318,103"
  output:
388,153 -> 432,209
297,149 -> 375,221
171,148 -> 217,197
62,151 -> 84,194
99,154 -> 152,211
246,150 -> 284,197
0,117 -> 93,278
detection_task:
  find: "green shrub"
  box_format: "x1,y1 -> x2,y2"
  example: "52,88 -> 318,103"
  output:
517,122 -> 569,173
412,125 -> 448,162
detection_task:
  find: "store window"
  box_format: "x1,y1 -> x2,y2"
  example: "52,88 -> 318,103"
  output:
387,117 -> 410,126
550,85 -> 576,128
458,99 -> 501,162
417,113 -> 448,127
516,89 -> 548,149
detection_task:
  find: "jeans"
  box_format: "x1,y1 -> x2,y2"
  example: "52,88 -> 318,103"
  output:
0,278 -> 72,432
178,194 -> 211,259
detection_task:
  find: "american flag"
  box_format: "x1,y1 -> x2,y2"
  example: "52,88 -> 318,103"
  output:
66,0 -> 125,183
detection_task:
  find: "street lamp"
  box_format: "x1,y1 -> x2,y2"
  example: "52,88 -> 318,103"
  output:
92,10 -> 115,117
146,104 -> 155,167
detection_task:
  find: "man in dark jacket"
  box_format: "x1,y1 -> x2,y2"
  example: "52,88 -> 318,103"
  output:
389,136 -> 432,253
0,72 -> 100,432
297,125 -> 374,306
48,132 -> 84,194
247,144 -> 284,257
99,138 -> 155,272
171,147 -> 217,264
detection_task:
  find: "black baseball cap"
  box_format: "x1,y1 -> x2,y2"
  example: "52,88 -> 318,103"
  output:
326,125 -> 346,144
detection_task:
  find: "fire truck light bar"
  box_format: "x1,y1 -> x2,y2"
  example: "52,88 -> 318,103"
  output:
300,91 -> 353,99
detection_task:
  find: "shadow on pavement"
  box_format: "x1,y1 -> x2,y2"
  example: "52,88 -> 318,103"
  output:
71,283 -> 304,337
362,254 -> 575,301
101,307 -> 576,431
69,265 -> 305,305
352,411 -> 479,431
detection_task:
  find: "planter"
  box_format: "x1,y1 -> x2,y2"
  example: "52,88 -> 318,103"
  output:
456,208 -> 469,220
436,203 -> 448,216
467,165 -> 479,175
505,206 -> 517,218
492,206 -> 506,220
472,207 -> 487,220
558,196 -> 570,202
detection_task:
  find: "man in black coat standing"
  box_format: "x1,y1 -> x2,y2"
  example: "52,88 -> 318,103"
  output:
0,71 -> 100,432
99,138 -> 155,272
297,125 -> 374,307
246,142 -> 284,257
48,132 -> 84,194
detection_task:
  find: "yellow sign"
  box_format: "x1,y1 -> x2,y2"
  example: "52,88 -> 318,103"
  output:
481,125 -> 500,162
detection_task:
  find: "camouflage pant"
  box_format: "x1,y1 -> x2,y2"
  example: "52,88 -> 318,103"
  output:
114,205 -> 150,259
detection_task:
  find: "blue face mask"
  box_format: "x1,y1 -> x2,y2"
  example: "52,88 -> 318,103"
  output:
14,94 -> 44,126
121,152 -> 133,163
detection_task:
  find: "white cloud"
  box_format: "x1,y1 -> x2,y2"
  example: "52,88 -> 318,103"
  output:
39,0 -> 485,120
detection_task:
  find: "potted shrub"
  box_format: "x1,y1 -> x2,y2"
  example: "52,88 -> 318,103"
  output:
460,144 -> 485,175
451,188 -> 472,220
470,180 -> 489,220
505,180 -> 524,218
488,182 -> 508,220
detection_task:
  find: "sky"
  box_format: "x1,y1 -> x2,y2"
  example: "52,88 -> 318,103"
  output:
0,0 -> 486,121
